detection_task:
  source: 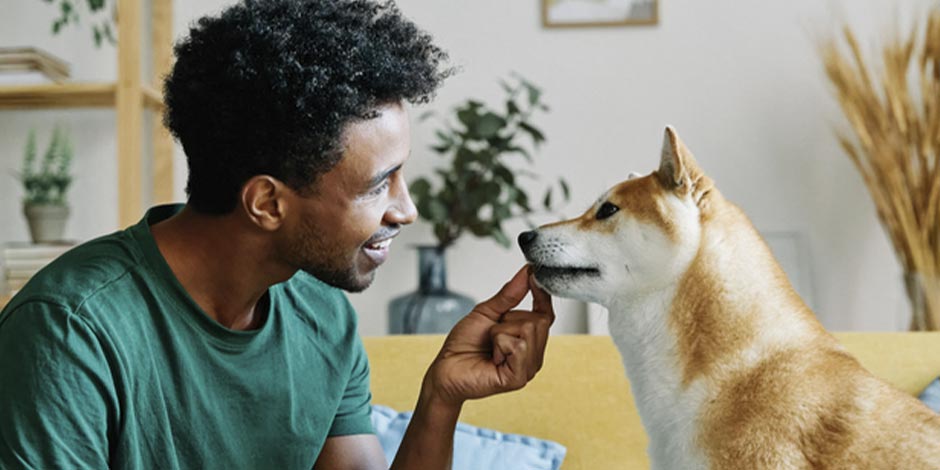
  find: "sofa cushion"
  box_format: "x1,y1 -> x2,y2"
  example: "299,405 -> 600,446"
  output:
919,377 -> 940,412
371,404 -> 566,470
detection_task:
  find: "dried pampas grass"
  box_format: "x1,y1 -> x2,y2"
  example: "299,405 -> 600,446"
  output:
822,9 -> 940,330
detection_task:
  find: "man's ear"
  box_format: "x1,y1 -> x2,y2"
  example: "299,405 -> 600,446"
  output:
241,175 -> 288,231
657,126 -> 701,191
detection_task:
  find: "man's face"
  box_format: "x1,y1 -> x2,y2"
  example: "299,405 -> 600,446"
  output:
282,102 -> 417,292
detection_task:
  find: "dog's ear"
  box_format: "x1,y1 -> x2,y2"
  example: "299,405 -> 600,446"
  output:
657,126 -> 702,191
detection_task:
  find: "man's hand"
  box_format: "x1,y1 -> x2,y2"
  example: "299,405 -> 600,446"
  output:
423,265 -> 556,407
390,266 -> 554,470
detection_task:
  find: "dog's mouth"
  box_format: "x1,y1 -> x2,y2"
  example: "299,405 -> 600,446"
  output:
532,265 -> 601,278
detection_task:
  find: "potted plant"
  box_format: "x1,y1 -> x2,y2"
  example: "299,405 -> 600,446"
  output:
18,127 -> 73,243
388,74 -> 570,334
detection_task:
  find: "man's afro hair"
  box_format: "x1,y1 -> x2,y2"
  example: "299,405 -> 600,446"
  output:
163,0 -> 451,214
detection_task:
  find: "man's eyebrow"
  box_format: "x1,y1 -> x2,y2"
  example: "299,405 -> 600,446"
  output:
366,164 -> 403,188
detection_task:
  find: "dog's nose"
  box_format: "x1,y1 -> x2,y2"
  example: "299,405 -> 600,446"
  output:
517,230 -> 538,249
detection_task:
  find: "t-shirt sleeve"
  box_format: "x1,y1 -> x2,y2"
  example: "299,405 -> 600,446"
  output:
327,315 -> 374,437
0,301 -> 116,469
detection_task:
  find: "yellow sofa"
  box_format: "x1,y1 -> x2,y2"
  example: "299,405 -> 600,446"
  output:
364,333 -> 940,469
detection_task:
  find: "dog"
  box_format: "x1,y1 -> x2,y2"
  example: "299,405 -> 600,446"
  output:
518,127 -> 940,469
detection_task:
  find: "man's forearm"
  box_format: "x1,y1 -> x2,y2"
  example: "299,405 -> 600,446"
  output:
389,387 -> 462,470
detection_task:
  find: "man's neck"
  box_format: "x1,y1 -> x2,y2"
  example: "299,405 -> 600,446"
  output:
150,205 -> 295,331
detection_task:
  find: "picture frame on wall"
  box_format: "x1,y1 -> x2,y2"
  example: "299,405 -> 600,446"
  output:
542,0 -> 659,28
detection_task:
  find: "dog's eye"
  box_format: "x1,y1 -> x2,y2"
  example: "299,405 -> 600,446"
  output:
596,202 -> 620,220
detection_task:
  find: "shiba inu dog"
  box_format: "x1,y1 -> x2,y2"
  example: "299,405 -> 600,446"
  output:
518,127 -> 940,469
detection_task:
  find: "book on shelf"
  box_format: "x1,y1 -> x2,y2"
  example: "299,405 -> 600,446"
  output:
2,241 -> 77,296
0,47 -> 71,83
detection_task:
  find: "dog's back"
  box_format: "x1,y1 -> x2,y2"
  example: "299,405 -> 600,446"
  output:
690,199 -> 940,468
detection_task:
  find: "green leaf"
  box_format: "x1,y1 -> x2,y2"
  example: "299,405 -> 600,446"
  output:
476,112 -> 505,138
435,130 -> 454,144
519,121 -> 546,146
469,221 -> 490,236
543,188 -> 553,210
507,146 -> 532,163
560,178 -> 570,200
428,200 -> 449,223
493,165 -> 514,185
456,107 -> 478,129
410,178 -> 431,199
455,147 -> 477,169
523,81 -> 542,106
516,191 -> 532,212
419,110 -> 436,121
492,203 -> 511,222
506,100 -> 520,116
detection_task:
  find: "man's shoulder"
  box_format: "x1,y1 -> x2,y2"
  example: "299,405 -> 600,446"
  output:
4,230 -> 147,316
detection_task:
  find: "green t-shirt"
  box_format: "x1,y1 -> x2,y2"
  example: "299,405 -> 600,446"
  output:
0,205 -> 374,469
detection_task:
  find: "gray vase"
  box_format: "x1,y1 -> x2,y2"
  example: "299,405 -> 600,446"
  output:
388,246 -> 475,334
23,203 -> 70,243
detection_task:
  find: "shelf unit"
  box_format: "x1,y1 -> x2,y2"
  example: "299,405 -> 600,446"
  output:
0,0 -> 175,227
1,0 -> 174,310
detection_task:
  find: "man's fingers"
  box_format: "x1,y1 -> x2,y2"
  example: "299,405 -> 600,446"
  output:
492,333 -> 528,390
475,266 -> 530,321
491,320 -> 544,374
529,274 -> 555,322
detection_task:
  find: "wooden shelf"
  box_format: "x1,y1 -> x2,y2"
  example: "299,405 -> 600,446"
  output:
0,82 -> 116,109
141,85 -> 163,111
0,82 -> 164,111
0,0 -> 174,228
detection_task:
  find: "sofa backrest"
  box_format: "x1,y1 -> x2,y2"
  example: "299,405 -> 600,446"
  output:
364,333 -> 940,469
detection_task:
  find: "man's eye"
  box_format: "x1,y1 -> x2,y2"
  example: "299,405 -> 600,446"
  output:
368,180 -> 390,196
595,202 -> 620,220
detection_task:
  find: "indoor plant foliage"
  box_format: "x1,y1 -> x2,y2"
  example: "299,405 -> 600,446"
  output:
19,127 -> 73,243
389,75 -> 569,334
410,74 -> 570,250
43,0 -> 115,47
822,10 -> 940,330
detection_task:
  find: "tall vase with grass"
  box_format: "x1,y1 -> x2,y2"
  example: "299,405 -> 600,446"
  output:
822,10 -> 940,330
18,127 -> 73,244
388,74 -> 570,334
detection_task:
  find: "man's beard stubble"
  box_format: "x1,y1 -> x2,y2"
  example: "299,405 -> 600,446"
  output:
288,217 -> 376,293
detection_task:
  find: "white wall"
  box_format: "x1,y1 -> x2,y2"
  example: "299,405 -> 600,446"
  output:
1,0 -> 929,335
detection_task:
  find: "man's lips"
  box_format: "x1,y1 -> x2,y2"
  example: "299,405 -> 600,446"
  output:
364,238 -> 393,250
361,231 -> 400,266
364,229 -> 399,250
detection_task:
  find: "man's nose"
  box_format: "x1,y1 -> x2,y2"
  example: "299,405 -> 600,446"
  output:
388,178 -> 418,225
518,230 -> 538,249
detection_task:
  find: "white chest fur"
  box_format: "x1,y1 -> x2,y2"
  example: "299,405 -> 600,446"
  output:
607,290 -> 710,470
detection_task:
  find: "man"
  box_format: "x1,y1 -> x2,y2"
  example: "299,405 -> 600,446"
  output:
0,1 -> 555,468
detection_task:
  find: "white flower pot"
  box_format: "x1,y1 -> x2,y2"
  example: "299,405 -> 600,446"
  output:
23,203 -> 70,243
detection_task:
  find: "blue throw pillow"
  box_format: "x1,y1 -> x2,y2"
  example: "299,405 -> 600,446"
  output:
370,405 -> 566,470
919,377 -> 940,412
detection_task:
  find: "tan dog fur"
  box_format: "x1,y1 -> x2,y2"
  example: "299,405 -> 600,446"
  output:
521,127 -> 940,469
